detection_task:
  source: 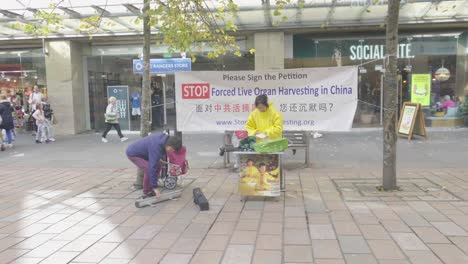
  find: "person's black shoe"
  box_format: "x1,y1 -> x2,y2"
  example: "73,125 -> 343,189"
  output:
35,140 -> 42,144
0,144 -> 5,151
45,140 -> 51,144
139,191 -> 156,199
219,147 -> 225,157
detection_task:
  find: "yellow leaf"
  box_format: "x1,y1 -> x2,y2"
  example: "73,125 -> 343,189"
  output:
249,48 -> 256,54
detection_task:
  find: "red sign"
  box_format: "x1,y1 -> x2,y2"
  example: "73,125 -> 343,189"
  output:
182,83 -> 210,99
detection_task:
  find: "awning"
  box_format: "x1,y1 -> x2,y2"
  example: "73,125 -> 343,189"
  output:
0,0 -> 467,40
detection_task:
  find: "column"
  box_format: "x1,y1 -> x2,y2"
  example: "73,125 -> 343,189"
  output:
254,32 -> 285,70
45,40 -> 87,135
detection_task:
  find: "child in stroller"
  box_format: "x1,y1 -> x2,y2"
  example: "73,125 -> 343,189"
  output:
158,146 -> 188,190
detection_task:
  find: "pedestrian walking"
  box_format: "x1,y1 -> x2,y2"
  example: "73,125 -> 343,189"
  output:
102,96 -> 128,143
32,103 -> 52,143
0,94 -> 15,148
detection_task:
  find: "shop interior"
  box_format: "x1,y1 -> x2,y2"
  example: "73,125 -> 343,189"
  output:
87,48 -> 254,132
287,34 -> 461,127
0,49 -> 47,112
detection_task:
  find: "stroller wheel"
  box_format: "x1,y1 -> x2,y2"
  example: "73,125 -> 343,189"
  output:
164,177 -> 178,190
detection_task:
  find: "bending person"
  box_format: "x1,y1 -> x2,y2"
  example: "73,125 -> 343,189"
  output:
126,133 -> 182,199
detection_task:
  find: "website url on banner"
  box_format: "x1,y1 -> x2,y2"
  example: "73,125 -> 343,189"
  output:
215,119 -> 315,127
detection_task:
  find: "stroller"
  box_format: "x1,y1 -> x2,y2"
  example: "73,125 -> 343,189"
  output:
158,146 -> 189,190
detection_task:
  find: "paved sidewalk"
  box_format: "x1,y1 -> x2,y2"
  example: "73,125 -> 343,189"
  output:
0,166 -> 467,263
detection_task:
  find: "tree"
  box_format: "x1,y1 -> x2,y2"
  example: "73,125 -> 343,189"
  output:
382,0 -> 400,190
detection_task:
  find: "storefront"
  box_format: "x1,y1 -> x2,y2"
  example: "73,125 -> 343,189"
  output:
86,40 -> 254,132
0,48 -> 47,111
287,32 -> 466,127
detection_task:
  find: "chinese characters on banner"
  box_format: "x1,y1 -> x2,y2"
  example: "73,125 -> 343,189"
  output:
175,67 -> 358,132
107,86 -> 130,130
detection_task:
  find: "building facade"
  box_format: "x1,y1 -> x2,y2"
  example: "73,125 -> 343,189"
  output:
0,0 -> 467,134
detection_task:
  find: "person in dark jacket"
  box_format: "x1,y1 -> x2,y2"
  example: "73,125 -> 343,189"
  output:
0,95 -> 14,148
126,133 -> 182,198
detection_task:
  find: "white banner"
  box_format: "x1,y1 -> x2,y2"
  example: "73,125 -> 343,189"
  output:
175,67 -> 358,132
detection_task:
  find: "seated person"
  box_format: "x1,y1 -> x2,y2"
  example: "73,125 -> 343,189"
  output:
438,95 -> 456,111
255,163 -> 279,191
241,159 -> 259,183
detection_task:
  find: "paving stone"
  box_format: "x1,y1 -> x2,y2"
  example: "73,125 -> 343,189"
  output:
333,221 -> 361,235
73,242 -> 119,263
285,217 -> 308,229
377,260 -> 410,264
391,233 -> 429,251
191,251 -> 223,264
368,240 -> 406,260
411,227 -> 450,244
199,235 -> 230,251
40,251 -> 80,264
216,212 -> 240,222
99,258 -> 130,264
128,224 -> 162,240
449,237 -> 468,255
315,259 -> 345,264
160,253 -> 192,264
284,229 -> 310,245
236,219 -> 260,231
256,235 -> 282,250
0,237 -> 25,252
360,225 -> 391,240
10,257 -> 44,264
52,225 -> 93,241
405,250 -> 443,264
284,245 -> 313,263
129,249 -> 166,264
431,221 -> 468,236
107,239 -> 147,259
338,236 -> 371,254
60,234 -> 103,252
307,214 -> 330,224
146,232 -> 180,249
100,227 -> 138,243
329,212 -> 352,223
230,231 -> 257,245
309,224 -> 336,240
23,240 -> 68,258
170,238 -> 202,254
312,240 -> 343,259
344,254 -> 378,264
428,243 -> 468,264
259,222 -> 282,235
252,250 -> 281,264
0,249 -> 29,264
221,245 -> 254,264
239,210 -> 262,220
262,212 -> 283,222
381,221 -> 412,233
13,234 -> 56,250
209,222 -> 236,235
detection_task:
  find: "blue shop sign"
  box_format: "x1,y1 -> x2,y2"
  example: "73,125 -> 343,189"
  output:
133,58 -> 191,74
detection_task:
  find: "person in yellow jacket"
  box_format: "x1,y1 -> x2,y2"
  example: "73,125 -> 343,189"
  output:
255,163 -> 279,191
241,159 -> 259,183
245,94 -> 283,141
